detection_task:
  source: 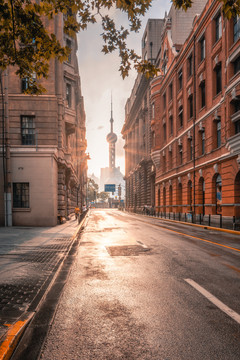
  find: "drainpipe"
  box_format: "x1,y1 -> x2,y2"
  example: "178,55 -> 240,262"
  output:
193,35 -> 196,219
4,70 -> 12,226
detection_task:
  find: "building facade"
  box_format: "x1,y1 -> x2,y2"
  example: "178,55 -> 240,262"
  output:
150,0 -> 240,220
122,19 -> 164,212
0,14 -> 88,226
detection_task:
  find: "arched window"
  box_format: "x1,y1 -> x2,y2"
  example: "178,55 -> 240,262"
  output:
234,171 -> 240,217
199,178 -> 205,215
216,174 -> 222,214
188,181 -> 193,211
163,187 -> 166,213
157,188 -> 160,213
177,183 -> 182,212
169,185 -> 173,212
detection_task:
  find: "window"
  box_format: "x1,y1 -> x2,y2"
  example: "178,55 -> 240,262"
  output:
215,13 -> 222,42
22,78 -> 29,92
216,119 -> 221,148
215,63 -> 222,95
13,183 -> 29,208
169,115 -> 173,135
188,94 -> 193,119
179,146 -> 183,165
200,81 -> 206,108
178,70 -> 183,90
188,137 -> 193,161
163,123 -> 166,141
21,116 -> 35,145
163,93 -> 166,109
169,150 -> 172,169
152,103 -> 155,119
201,129 -> 205,155
179,106 -> 183,128
234,56 -> 240,75
169,83 -> 173,101
66,39 -> 72,63
151,131 -> 155,148
66,83 -> 72,107
200,37 -> 205,62
233,16 -> 240,43
216,174 -> 222,214
188,54 -> 193,77
233,100 -> 240,134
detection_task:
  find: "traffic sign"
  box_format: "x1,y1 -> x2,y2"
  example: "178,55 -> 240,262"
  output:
104,184 -> 116,192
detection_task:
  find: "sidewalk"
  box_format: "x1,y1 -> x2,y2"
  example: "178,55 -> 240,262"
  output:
0,215 -> 86,360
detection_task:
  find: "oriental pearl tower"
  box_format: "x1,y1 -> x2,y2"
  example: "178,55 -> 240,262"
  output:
106,97 -> 117,170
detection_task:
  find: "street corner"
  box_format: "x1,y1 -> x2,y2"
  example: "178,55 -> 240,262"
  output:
0,312 -> 34,360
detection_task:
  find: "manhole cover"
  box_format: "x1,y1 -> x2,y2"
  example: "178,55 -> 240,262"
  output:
106,245 -> 150,256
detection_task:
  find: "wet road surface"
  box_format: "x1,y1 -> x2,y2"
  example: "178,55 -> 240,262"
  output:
38,209 -> 240,360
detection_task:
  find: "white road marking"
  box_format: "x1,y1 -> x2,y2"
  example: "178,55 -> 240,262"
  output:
185,278 -> 240,325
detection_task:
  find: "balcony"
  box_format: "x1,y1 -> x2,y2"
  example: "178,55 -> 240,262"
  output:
226,132 -> 240,155
151,150 -> 161,169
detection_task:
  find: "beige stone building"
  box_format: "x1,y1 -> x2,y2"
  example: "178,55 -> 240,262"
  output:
0,14 -> 88,226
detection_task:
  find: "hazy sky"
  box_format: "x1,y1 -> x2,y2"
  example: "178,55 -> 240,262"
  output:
77,0 -> 171,178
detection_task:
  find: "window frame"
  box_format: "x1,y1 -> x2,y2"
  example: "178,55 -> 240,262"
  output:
13,182 -> 30,208
21,115 -> 35,145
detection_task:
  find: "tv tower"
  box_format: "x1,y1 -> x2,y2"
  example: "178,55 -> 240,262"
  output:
106,95 -> 117,169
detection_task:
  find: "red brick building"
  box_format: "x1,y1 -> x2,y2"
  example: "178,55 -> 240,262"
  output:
0,14 -> 88,226
150,0 -> 240,222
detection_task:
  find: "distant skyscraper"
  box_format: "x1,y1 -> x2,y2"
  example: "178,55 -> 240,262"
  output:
100,97 -> 124,201
106,96 -> 117,169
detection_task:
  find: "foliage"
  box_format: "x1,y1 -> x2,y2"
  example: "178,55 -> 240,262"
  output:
0,0 -> 239,93
87,178 -> 99,202
98,191 -> 109,201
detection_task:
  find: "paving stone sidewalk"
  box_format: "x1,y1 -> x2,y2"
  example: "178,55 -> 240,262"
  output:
0,217 -> 83,343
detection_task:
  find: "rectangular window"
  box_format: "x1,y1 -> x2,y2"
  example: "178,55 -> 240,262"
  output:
201,130 -> 205,155
21,116 -> 35,145
189,138 -> 193,160
188,95 -> 193,119
215,63 -> 222,95
215,13 -> 222,42
13,183 -> 30,208
233,16 -> 240,43
66,39 -> 72,63
217,119 -> 221,148
200,81 -> 206,108
234,56 -> 240,74
200,37 -> 205,62
178,70 -> 183,90
163,93 -> 166,109
169,115 -> 173,135
188,54 -> 193,77
152,103 -> 155,119
169,83 -> 173,101
179,147 -> 183,165
66,83 -> 72,107
179,106 -> 183,128
163,123 -> 166,141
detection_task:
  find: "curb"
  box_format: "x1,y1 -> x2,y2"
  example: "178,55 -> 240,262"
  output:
0,313 -> 34,360
129,212 -> 240,235
0,212 -> 89,360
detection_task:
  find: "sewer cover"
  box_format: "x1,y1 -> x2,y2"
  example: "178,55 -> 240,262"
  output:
106,245 -> 150,257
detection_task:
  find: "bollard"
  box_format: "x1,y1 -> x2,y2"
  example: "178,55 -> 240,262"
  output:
233,216 -> 236,230
220,214 -> 222,228
179,212 -> 181,221
199,214 -> 201,225
208,214 -> 211,226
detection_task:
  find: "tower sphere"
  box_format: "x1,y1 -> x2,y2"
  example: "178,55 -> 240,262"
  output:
106,132 -> 117,143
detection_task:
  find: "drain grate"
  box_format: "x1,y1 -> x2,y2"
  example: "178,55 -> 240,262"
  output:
106,245 -> 150,257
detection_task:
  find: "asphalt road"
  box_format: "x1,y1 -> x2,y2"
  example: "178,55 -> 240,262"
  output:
39,209 -> 240,360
